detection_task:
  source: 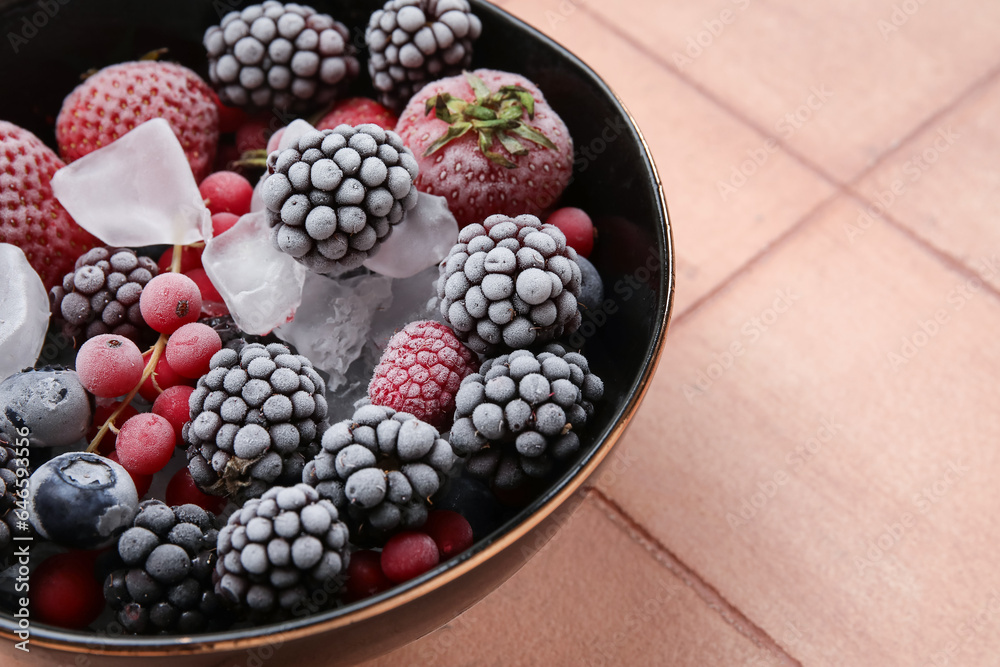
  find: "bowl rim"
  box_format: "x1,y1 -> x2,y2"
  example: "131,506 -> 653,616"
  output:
0,1 -> 676,656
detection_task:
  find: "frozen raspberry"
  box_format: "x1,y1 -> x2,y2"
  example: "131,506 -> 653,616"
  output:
31,551 -> 105,629
368,321 -> 478,429
199,171 -> 253,216
138,350 -> 192,402
76,334 -> 145,398
152,385 -> 196,446
165,323 -> 222,379
546,207 -> 595,258
116,413 -> 176,476
140,273 -> 203,334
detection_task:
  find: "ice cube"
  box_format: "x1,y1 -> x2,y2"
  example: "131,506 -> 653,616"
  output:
368,264 -> 442,351
201,211 -> 306,335
51,119 -> 208,247
0,244 -> 50,381
363,193 -> 458,278
275,270 -> 393,392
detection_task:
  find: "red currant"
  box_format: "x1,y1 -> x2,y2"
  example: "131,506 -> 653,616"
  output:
140,273 -> 202,334
211,212 -> 240,237
547,207 -> 595,258
137,349 -> 192,402
116,413 -> 175,475
165,322 -> 222,379
76,334 -> 145,398
344,549 -> 394,602
381,531 -> 440,583
30,552 -> 104,629
423,510 -> 474,559
105,450 -> 153,498
199,170 -> 253,217
88,400 -> 139,454
165,467 -> 226,514
152,385 -> 196,446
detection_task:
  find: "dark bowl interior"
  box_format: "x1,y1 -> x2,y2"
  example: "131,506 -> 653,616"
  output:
0,0 -> 674,663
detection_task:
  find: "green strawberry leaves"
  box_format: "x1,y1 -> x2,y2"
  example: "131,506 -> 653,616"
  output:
422,71 -> 557,168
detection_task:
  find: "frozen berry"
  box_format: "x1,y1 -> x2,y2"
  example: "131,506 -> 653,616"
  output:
140,273 -> 203,334
211,212 -> 240,236
235,115 -> 272,153
165,467 -> 226,514
380,531 -> 440,583
316,97 -> 398,131
183,268 -> 226,315
116,413 -> 176,476
0,367 -> 92,448
152,385 -> 196,446
546,207 -> 595,258
31,552 -> 104,629
106,450 -> 153,498
209,89 -> 248,133
89,401 -> 140,455
137,350 -> 191,402
423,510 -> 473,559
165,323 -> 222,379
27,452 -> 139,549
368,321 -> 478,429
76,334 -> 145,398
157,246 -> 204,275
265,128 -> 285,154
199,171 -> 253,217
344,549 -> 393,602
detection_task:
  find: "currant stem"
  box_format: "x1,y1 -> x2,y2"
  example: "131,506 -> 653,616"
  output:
85,244 -> 186,453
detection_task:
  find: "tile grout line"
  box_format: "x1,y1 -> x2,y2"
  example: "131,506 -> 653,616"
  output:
587,488 -> 803,667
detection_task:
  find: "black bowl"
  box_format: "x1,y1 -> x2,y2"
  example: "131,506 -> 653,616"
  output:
0,0 -> 674,663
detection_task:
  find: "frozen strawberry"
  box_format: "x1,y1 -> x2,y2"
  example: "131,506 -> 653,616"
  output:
395,70 -> 573,227
316,97 -> 398,131
56,61 -> 219,182
0,121 -> 99,290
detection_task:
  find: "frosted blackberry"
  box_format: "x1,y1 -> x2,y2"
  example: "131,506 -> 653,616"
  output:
49,246 -> 158,344
183,343 -> 328,503
303,404 -> 458,541
366,0 -> 483,112
103,501 -> 230,634
450,344 -> 604,491
261,125 -> 420,274
204,1 -> 359,112
437,214 -> 583,354
0,435 -> 32,561
215,483 -> 350,614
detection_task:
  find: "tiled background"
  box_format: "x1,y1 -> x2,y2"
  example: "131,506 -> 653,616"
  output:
358,0 -> 1000,664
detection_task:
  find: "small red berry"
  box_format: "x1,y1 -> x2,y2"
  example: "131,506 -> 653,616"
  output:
157,245 -> 204,274
138,349 -> 192,402
88,400 -> 139,454
344,549 -> 394,602
140,273 -> 203,334
152,385 -> 196,446
208,89 -> 248,134
31,552 -> 104,629
116,413 -> 175,475
235,115 -> 273,153
105,450 -> 153,498
183,268 -> 227,316
423,510 -> 474,559
381,531 -> 440,583
165,467 -> 227,514
546,207 -> 595,258
317,97 -> 399,131
211,211 -> 240,236
199,170 -> 253,217
165,322 -> 222,379
76,334 -> 145,398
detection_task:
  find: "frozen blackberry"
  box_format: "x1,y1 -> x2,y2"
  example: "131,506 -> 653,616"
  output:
49,246 -> 158,344
450,344 -> 604,491
366,0 -> 483,112
183,342 -> 328,503
103,500 -> 231,634
0,435 -> 32,561
204,1 -> 359,112
215,483 -> 350,614
261,125 -> 420,274
303,404 -> 458,541
437,214 -> 583,354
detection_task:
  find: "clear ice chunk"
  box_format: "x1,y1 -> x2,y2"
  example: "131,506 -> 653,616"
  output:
201,211 -> 306,335
275,270 -> 393,393
51,119 -> 208,247
363,192 -> 459,279
0,244 -> 50,381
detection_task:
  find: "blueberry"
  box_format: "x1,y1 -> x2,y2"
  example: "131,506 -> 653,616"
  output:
27,452 -> 139,549
0,368 -> 92,448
